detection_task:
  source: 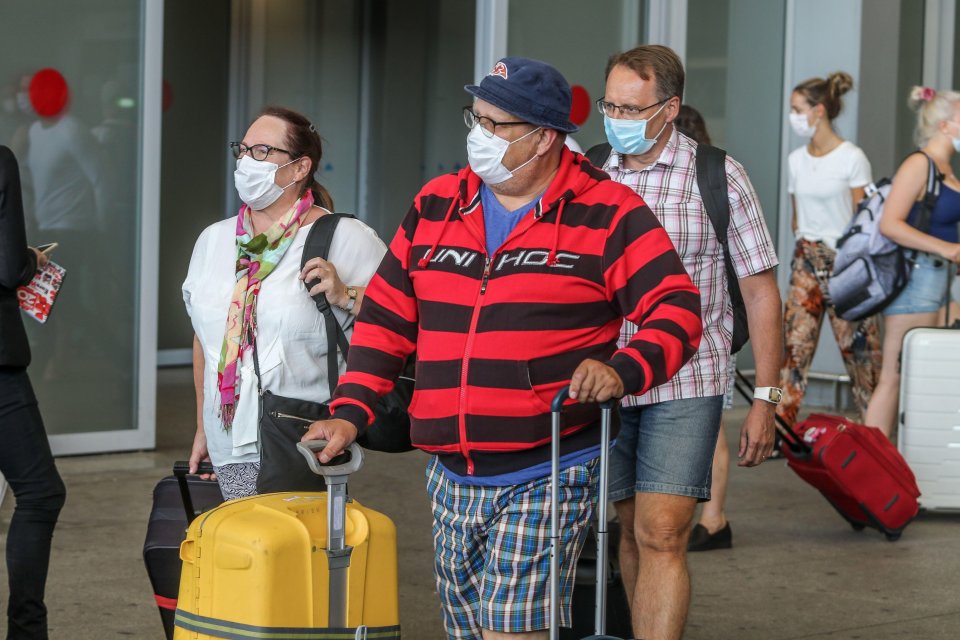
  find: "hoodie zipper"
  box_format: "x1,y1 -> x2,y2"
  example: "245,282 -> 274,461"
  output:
448,186 -> 567,476
458,255 -> 492,475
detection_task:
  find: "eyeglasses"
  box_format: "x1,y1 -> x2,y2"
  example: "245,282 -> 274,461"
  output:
595,97 -> 668,119
229,142 -> 292,161
463,106 -> 532,138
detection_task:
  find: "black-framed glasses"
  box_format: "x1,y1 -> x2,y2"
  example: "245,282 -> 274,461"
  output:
595,97 -> 668,119
462,106 -> 531,138
229,141 -> 293,161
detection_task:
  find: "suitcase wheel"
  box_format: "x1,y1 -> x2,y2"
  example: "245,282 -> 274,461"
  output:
885,531 -> 902,542
850,522 -> 865,531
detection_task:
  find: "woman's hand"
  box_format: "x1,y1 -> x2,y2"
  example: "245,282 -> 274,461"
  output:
300,257 -> 349,308
189,429 -> 216,481
937,242 -> 960,264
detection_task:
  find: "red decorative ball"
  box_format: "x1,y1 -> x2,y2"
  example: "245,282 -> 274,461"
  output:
29,68 -> 69,117
569,85 -> 591,126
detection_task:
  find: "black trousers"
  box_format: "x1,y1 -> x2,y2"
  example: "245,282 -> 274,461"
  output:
0,367 -> 65,640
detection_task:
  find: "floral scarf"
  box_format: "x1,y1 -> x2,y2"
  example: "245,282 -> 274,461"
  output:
217,191 -> 314,429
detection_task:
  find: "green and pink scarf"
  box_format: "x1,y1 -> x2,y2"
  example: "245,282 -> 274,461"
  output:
217,191 -> 314,429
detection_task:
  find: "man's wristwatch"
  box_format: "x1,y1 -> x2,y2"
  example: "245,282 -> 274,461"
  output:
753,386 -> 783,405
339,286 -> 358,312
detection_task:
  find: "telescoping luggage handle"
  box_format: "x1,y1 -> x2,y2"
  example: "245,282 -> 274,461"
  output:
550,387 -> 620,640
172,461 -> 215,524
296,440 -> 364,629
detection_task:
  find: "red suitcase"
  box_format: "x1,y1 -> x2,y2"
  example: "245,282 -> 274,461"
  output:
735,371 -> 920,540
786,413 -> 920,540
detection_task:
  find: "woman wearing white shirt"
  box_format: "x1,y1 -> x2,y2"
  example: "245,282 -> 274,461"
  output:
183,106 -> 386,499
776,72 -> 882,430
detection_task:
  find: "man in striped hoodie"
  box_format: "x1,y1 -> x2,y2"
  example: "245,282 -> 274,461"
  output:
304,57 -> 701,639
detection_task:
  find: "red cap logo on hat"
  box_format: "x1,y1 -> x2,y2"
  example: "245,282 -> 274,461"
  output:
29,68 -> 69,118
490,61 -> 508,80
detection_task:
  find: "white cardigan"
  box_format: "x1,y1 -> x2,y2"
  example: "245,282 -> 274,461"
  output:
183,212 -> 387,466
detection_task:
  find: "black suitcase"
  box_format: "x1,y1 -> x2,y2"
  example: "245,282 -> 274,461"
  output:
142,462 -> 221,640
561,518 -> 633,639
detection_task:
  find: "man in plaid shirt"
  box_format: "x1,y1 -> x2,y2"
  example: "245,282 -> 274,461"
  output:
593,45 -> 782,640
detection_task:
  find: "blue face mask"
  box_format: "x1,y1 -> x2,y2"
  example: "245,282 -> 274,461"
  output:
603,101 -> 669,156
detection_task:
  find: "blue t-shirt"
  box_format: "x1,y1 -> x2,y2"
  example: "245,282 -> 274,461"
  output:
440,444 -> 605,487
480,183 -> 540,255
908,183 -> 960,243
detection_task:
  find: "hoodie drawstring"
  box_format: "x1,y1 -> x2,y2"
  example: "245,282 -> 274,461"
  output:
417,194 -> 460,269
546,196 -> 568,266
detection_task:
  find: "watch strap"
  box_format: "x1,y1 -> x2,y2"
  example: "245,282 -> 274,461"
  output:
753,386 -> 782,404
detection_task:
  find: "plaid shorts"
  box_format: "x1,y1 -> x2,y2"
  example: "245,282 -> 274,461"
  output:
425,456 -> 598,638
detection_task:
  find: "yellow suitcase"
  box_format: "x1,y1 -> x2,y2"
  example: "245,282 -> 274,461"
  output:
174,442 -> 400,639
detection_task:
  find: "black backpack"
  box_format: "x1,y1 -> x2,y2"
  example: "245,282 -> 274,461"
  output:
301,213 -> 416,452
585,143 -> 749,353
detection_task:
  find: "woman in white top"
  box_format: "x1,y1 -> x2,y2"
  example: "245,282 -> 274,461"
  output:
183,106 -> 386,499
776,72 -> 882,430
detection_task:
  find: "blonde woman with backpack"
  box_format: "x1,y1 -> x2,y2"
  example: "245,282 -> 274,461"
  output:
864,87 -> 960,437
776,72 -> 883,430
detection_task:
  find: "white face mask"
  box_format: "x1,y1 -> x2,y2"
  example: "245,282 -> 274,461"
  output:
466,125 -> 542,185
233,155 -> 298,210
946,121 -> 960,152
789,112 -> 817,138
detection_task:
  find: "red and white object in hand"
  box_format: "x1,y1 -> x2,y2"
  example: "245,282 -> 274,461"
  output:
17,260 -> 66,323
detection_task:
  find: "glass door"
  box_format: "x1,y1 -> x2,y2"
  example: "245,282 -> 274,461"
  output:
229,0 -> 476,239
0,0 -> 160,453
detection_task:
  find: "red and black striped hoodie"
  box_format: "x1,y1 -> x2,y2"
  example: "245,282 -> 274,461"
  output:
331,148 -> 701,478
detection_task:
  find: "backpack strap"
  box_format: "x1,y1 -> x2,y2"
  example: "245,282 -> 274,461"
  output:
584,142 -> 612,168
301,213 -> 355,397
695,143 -> 749,351
914,150 -> 942,234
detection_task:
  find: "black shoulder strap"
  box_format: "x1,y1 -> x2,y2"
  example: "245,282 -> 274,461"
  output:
585,142 -> 612,168
696,144 -> 748,348
301,213 -> 355,396
914,150 -> 941,234
695,144 -> 731,244
300,212 -> 356,280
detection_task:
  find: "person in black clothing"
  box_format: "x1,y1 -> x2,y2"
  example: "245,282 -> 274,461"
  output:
0,144 -> 66,640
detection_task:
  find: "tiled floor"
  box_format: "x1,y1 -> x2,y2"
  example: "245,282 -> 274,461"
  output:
1,366 -> 957,639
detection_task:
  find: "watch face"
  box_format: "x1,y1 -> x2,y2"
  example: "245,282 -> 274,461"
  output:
770,388 -> 783,403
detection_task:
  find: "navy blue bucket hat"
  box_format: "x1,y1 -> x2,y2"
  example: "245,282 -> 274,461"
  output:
465,57 -> 579,133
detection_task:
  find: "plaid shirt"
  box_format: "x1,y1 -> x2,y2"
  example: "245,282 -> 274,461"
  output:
604,129 -> 778,405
